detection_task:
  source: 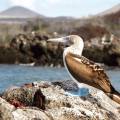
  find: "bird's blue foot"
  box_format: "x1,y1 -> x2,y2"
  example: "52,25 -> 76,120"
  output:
66,87 -> 89,96
78,87 -> 89,96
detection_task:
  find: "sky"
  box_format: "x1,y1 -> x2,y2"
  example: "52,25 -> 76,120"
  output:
0,0 -> 120,17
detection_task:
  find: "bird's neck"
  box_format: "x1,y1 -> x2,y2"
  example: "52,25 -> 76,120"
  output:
63,46 -> 84,88
64,46 -> 83,57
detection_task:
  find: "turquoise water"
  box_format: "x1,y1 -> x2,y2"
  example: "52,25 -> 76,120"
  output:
0,64 -> 120,93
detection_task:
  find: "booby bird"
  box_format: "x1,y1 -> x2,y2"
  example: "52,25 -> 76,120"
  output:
48,35 -> 120,104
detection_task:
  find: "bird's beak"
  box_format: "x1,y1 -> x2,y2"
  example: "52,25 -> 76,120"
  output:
47,37 -> 67,44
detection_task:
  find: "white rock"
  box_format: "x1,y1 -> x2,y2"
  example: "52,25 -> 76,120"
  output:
0,97 -> 15,120
12,108 -> 53,120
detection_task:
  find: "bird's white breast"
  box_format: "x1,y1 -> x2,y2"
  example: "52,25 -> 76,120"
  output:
63,48 -> 89,88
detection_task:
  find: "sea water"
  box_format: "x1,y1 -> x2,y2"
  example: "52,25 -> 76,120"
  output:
0,64 -> 120,94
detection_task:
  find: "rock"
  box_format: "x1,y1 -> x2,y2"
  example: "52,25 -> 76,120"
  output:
108,35 -> 120,55
52,80 -> 79,91
1,81 -> 120,120
22,83 -> 33,88
0,32 -> 120,66
12,107 -> 53,120
10,99 -> 26,108
2,87 -> 46,109
0,97 -> 15,120
32,81 -> 51,88
0,97 -> 52,120
90,89 -> 120,114
2,87 -> 36,107
41,84 -> 120,120
9,32 -> 65,66
33,89 -> 46,110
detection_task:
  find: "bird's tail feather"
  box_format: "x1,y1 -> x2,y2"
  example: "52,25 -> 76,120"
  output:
106,90 -> 120,104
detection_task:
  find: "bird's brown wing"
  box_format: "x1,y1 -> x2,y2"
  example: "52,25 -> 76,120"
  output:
65,53 -> 113,93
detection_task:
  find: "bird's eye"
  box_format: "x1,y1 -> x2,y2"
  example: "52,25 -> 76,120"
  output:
65,44 -> 69,47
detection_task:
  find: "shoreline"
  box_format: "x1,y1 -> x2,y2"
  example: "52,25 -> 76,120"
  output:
0,63 -> 120,69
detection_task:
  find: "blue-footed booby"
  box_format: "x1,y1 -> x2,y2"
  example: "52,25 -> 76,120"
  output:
47,35 -> 120,104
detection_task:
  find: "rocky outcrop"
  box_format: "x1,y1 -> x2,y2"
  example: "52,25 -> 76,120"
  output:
2,87 -> 46,109
0,97 -> 53,120
0,97 -> 15,120
12,108 -> 53,120
1,80 -> 120,120
33,89 -> 46,110
9,33 -> 64,66
0,32 -> 120,66
83,34 -> 120,66
9,32 -> 120,67
108,35 -> 120,66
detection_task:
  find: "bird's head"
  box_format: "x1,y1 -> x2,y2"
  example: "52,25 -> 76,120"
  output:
47,35 -> 84,48
47,35 -> 84,55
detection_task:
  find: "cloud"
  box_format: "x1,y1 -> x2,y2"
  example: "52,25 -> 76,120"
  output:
9,0 -> 61,11
9,0 -> 35,9
45,0 -> 60,4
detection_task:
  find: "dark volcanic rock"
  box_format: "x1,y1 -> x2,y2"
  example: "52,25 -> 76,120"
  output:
10,32 -> 64,66
33,89 -> 46,110
52,80 -> 79,91
1,32 -> 120,67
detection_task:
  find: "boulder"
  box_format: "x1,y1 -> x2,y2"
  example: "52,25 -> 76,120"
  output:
33,89 -> 46,110
0,97 -> 15,120
52,80 -> 79,91
42,83 -> 120,120
2,87 -> 46,109
1,81 -> 120,120
12,107 -> 53,120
